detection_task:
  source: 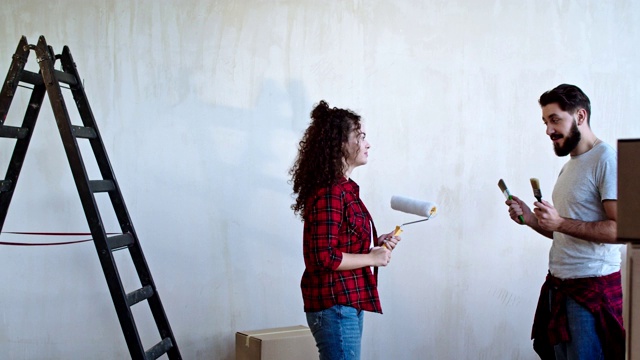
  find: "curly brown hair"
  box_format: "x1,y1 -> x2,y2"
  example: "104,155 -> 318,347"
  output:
289,100 -> 362,220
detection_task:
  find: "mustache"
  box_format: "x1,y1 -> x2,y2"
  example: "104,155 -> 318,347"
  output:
550,134 -> 563,140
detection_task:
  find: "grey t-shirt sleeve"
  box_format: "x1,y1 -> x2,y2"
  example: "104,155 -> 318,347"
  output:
597,144 -> 617,201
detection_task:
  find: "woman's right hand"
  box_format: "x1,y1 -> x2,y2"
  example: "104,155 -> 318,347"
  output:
369,246 -> 392,267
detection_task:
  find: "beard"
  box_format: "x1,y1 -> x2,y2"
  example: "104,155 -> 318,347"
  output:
553,119 -> 581,157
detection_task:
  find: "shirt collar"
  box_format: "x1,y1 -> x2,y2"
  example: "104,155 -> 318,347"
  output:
338,177 -> 359,192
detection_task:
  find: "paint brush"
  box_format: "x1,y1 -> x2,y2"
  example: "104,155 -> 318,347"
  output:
498,179 -> 524,224
530,178 -> 542,202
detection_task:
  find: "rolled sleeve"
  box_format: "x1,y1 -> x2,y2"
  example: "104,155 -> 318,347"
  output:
307,188 -> 344,270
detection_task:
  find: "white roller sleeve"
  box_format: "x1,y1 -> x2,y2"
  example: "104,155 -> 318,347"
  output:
390,195 -> 438,218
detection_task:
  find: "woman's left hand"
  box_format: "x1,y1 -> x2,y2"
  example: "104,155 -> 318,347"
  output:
378,231 -> 401,250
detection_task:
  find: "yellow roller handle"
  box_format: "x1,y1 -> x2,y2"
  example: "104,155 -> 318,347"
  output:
381,226 -> 403,249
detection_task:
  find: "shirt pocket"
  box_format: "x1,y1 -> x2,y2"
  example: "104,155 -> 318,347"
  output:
345,209 -> 370,249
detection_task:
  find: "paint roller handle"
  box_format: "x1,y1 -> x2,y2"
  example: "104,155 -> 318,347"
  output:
379,228 -> 402,250
380,242 -> 395,250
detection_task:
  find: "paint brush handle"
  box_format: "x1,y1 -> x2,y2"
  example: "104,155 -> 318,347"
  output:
508,195 -> 525,224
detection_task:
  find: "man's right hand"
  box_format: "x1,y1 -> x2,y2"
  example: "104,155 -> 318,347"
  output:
506,195 -> 534,225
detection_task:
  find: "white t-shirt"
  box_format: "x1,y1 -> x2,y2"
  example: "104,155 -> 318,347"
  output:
549,141 -> 622,279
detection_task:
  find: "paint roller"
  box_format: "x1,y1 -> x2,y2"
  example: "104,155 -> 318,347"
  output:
388,195 -> 438,238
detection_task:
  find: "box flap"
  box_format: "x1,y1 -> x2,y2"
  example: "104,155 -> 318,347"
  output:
238,325 -> 310,347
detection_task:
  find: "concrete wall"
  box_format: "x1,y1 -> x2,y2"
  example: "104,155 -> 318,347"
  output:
1,1 -> 639,359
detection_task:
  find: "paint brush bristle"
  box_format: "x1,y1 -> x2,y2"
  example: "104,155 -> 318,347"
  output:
497,179 -> 508,193
530,178 -> 542,202
497,179 -> 510,199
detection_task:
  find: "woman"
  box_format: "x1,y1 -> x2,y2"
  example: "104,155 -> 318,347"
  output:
289,100 -> 400,360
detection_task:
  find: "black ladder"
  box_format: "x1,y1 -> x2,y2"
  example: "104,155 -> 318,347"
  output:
0,35 -> 181,360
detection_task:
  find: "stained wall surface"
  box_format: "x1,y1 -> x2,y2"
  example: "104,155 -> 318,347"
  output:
1,1 -> 639,359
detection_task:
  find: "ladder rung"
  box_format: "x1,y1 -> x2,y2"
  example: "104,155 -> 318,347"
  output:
126,285 -> 154,307
89,180 -> 115,193
0,125 -> 29,139
145,338 -> 174,360
72,125 -> 97,139
107,233 -> 134,251
0,180 -> 12,192
53,69 -> 78,86
19,70 -> 44,85
17,69 -> 77,86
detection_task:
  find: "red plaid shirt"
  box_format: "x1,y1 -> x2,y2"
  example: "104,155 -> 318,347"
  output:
301,177 -> 382,313
532,271 -> 625,359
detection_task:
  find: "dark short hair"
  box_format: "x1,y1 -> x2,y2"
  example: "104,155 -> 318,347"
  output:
539,84 -> 591,124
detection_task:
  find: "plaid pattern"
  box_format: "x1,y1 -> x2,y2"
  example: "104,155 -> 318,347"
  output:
532,271 -> 625,360
301,178 -> 381,313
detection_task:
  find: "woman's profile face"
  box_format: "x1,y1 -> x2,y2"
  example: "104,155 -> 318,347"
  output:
344,123 -> 370,170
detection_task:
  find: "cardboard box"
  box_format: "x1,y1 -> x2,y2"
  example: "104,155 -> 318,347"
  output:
618,139 -> 640,241
235,325 -> 317,360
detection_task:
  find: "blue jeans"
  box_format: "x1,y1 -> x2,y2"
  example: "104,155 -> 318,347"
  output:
550,291 -> 604,360
306,305 -> 364,360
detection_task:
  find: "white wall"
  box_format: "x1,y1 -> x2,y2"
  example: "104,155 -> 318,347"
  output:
1,1 -> 640,359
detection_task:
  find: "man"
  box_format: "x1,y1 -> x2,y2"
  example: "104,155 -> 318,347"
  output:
505,84 -> 625,359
